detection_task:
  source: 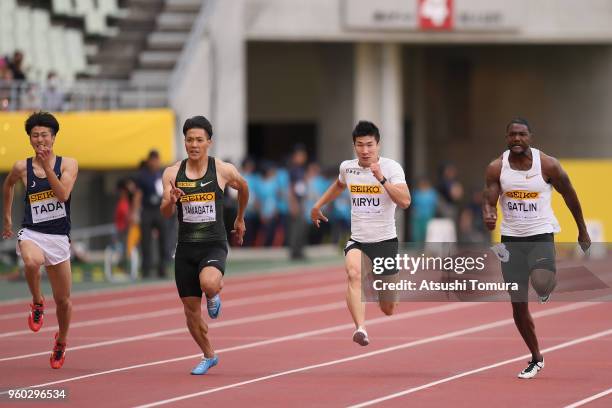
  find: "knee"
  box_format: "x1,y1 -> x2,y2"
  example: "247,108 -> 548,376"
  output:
346,266 -> 361,285
54,297 -> 71,310
22,256 -> 42,272
530,271 -> 555,294
200,276 -> 222,296
183,305 -> 200,325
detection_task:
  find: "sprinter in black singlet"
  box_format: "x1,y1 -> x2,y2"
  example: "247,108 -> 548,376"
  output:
160,116 -> 249,375
2,111 -> 78,369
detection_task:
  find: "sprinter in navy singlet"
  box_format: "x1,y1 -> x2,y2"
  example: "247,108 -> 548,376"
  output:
2,112 -> 78,369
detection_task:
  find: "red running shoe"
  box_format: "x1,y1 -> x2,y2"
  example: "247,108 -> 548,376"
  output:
28,299 -> 45,332
50,333 -> 66,369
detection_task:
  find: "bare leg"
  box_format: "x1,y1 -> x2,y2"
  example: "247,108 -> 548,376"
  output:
345,250 -> 366,329
18,240 -> 45,304
45,260 -> 73,343
181,296 -> 214,358
511,302 -> 543,361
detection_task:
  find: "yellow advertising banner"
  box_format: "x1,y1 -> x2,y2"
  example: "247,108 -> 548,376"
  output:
0,109 -> 175,171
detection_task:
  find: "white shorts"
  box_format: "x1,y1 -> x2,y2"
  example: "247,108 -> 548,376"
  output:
16,228 -> 71,266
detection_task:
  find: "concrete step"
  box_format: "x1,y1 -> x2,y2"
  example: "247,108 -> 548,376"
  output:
148,31 -> 189,50
120,89 -> 168,108
139,50 -> 181,69
130,69 -> 172,86
156,12 -> 197,31
165,0 -> 203,13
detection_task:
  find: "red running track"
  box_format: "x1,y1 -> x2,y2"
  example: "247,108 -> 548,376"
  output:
0,264 -> 611,408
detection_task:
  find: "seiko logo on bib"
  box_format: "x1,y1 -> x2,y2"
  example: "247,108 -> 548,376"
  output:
28,190 -> 66,223
180,192 -> 216,223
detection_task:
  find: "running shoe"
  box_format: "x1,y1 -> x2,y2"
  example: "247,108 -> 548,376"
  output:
50,333 -> 66,369
190,355 -> 218,375
352,327 -> 370,346
28,299 -> 45,332
206,294 -> 221,319
518,358 -> 544,379
539,294 -> 551,304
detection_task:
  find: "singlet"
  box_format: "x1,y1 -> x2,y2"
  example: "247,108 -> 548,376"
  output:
22,157 -> 71,236
338,157 -> 406,242
499,148 -> 560,237
175,157 -> 226,243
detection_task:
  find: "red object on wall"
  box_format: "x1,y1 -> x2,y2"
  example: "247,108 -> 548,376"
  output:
418,0 -> 453,30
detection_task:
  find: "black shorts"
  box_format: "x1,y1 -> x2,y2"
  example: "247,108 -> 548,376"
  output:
500,233 -> 556,301
174,241 -> 228,298
344,237 -> 399,276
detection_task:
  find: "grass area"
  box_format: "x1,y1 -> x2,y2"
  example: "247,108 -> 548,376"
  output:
0,254 -> 343,302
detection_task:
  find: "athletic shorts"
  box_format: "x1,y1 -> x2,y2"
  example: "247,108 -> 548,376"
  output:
344,237 -> 399,276
174,241 -> 228,298
16,228 -> 71,266
500,233 -> 556,301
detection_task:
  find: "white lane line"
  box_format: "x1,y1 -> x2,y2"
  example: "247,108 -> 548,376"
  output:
0,271 -> 342,319
563,387 -> 612,408
0,303 -> 478,393
131,302 -> 600,408
0,262 -> 342,306
349,328 -> 612,407
0,283 -> 345,339
0,300 -> 346,362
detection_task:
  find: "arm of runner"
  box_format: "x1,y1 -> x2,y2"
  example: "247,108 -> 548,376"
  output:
370,161 -> 411,209
219,161 -> 249,246
544,156 -> 591,252
311,179 -> 346,228
2,161 -> 25,239
41,151 -> 78,202
483,159 -> 502,231
160,164 -> 183,218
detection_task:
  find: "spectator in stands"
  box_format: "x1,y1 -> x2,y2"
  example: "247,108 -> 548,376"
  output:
0,58 -> 13,110
288,145 -> 308,259
275,159 -> 291,246
304,162 -> 330,244
114,178 -> 136,270
411,177 -> 438,243
8,50 -> 26,81
42,71 -> 65,112
135,150 -> 169,278
258,161 -> 280,246
436,162 -> 464,220
241,157 -> 260,246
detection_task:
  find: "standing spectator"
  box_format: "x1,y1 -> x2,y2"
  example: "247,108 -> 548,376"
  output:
411,177 -> 438,243
114,178 -> 136,270
437,162 -> 464,219
0,58 -> 13,110
275,160 -> 291,246
8,50 -> 26,81
258,161 -> 280,246
288,145 -> 308,259
135,150 -> 169,278
304,162 -> 330,244
241,157 -> 260,246
42,71 -> 65,112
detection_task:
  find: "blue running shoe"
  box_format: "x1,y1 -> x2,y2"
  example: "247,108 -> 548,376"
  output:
206,294 -> 221,319
190,355 -> 218,375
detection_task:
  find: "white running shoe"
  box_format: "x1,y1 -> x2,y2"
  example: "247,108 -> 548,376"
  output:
518,359 -> 545,379
352,327 -> 369,346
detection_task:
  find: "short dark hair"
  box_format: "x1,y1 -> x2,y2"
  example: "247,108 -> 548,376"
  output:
183,115 -> 213,139
25,111 -> 59,136
506,117 -> 532,133
352,120 -> 380,143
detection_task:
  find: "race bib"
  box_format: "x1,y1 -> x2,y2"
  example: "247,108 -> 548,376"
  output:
29,190 -> 66,223
349,184 -> 383,214
503,190 -> 539,220
180,192 -> 216,223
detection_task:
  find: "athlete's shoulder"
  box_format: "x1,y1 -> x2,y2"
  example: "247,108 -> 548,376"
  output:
163,160 -> 182,177
214,157 -> 238,174
380,157 -> 403,168
538,150 -> 562,176
60,156 -> 78,169
339,159 -> 358,169
486,156 -> 503,176
12,159 -> 27,172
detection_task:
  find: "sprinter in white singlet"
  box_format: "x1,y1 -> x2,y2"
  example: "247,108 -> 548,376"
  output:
483,118 -> 590,379
310,121 -> 410,346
